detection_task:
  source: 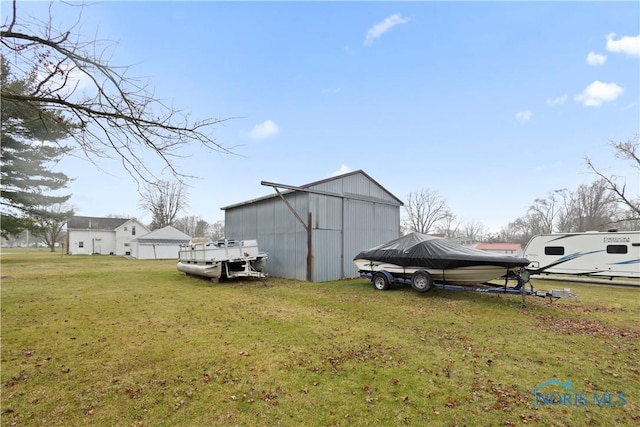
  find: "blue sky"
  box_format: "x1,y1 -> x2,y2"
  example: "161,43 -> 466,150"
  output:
4,1 -> 639,232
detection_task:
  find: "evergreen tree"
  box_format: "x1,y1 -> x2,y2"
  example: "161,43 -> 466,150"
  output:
1,55 -> 75,238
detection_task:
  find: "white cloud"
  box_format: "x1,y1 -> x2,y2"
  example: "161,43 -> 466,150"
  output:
546,95 -> 567,105
586,51 -> 607,65
331,164 -> 353,176
364,14 -> 409,46
515,110 -> 532,122
574,81 -> 623,107
248,120 -> 279,140
605,33 -> 640,57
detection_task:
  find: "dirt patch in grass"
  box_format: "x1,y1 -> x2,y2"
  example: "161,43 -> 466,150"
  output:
532,314 -> 640,339
555,304 -> 629,314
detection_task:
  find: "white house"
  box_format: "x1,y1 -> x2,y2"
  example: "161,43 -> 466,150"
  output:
66,216 -> 150,256
130,226 -> 191,259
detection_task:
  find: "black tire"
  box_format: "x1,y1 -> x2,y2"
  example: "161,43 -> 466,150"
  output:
411,270 -> 434,293
372,272 -> 390,291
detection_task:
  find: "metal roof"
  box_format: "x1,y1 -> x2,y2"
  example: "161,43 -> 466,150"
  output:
221,169 -> 403,210
134,226 -> 191,242
66,216 -> 130,231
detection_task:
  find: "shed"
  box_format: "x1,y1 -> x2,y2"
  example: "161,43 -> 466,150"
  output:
221,170 -> 403,282
131,226 -> 191,259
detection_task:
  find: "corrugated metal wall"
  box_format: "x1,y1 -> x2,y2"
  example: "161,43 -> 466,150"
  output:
224,171 -> 401,282
226,192 -> 309,281
342,199 -> 400,278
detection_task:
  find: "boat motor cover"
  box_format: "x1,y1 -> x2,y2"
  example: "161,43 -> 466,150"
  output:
354,233 -> 530,269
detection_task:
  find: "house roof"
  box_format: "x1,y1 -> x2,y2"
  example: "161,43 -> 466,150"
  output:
475,243 -> 522,251
134,226 -> 191,244
67,216 -> 131,231
221,169 -> 403,210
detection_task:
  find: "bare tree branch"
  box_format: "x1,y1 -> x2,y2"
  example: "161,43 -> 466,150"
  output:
585,134 -> 640,217
1,1 -> 237,185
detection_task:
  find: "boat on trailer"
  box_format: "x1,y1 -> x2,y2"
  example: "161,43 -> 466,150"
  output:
177,239 -> 267,282
354,232 -> 530,290
354,233 -> 577,302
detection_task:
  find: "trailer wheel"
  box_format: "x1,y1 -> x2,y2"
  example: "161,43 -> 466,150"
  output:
411,270 -> 434,293
372,272 -> 390,291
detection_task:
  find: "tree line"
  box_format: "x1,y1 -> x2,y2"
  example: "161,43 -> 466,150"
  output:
402,135 -> 640,245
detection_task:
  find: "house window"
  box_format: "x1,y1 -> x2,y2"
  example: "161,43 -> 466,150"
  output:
124,243 -> 130,247
79,241 -> 84,248
607,245 -> 627,254
132,226 -> 136,236
124,226 -> 128,231
545,246 -> 564,256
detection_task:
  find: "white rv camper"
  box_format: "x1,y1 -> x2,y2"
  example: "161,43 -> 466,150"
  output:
523,231 -> 640,279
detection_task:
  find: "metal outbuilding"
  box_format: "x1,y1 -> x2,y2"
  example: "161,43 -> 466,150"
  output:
221,170 -> 403,282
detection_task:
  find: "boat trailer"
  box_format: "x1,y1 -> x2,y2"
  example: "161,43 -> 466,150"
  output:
360,270 -> 577,306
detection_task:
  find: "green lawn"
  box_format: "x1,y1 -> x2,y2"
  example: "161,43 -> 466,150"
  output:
2,250 -> 639,426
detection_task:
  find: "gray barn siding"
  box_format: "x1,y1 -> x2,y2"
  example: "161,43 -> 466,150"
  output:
224,171 -> 401,282
309,193 -> 343,281
225,192 -> 310,281
312,229 -> 343,281
342,199 -> 400,278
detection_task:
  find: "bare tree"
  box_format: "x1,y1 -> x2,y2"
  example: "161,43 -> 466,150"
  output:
1,1 -> 233,184
566,180 -> 618,231
491,218 -> 534,246
585,134 -> 640,218
207,220 -> 225,241
526,189 -> 567,234
460,219 -> 486,243
139,180 -> 188,230
613,209 -> 640,231
434,212 -> 461,239
30,203 -> 74,252
402,189 -> 452,234
554,188 -> 575,232
174,215 -> 209,237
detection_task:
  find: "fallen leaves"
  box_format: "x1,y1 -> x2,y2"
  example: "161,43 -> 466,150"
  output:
322,342 -> 401,373
533,314 -> 640,339
261,390 -> 279,405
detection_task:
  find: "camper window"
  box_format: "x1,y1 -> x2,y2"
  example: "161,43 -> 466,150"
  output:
606,245 -> 628,254
545,246 -> 564,256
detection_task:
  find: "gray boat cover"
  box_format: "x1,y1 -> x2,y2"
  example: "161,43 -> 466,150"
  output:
354,232 -> 530,270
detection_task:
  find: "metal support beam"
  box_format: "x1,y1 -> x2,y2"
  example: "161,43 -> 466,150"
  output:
261,180 -> 400,206
264,183 -> 313,281
273,187 -> 308,231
